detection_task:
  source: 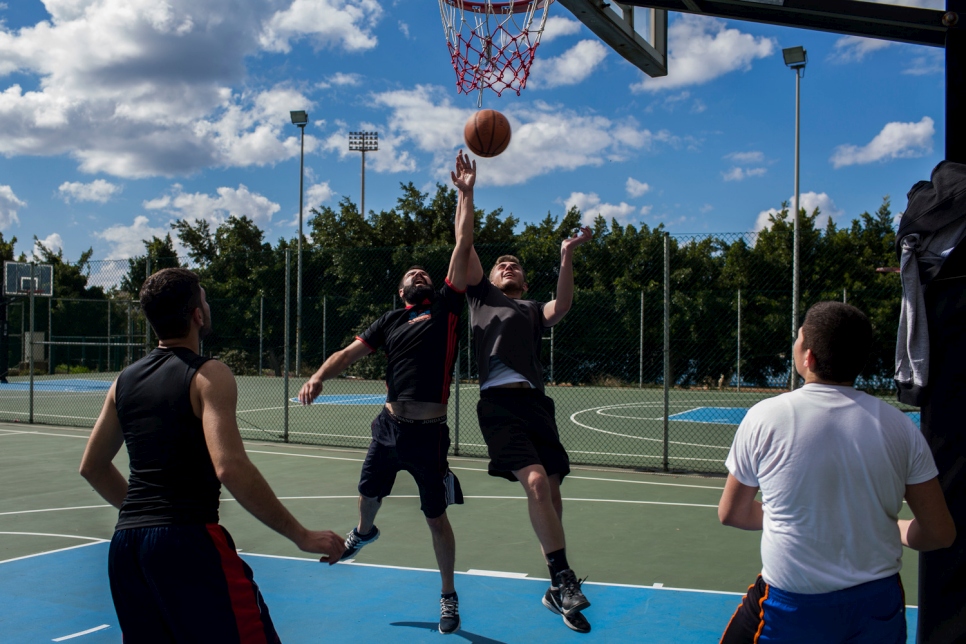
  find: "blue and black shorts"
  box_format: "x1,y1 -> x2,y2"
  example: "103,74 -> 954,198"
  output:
720,573 -> 905,644
108,523 -> 280,643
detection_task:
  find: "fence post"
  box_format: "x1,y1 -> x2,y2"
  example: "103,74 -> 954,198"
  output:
126,300 -> 132,367
323,295 -> 327,362
29,264 -> 35,424
549,291 -> 554,384
467,314 -> 471,380
284,249 -> 291,443
454,342 -> 461,456
106,299 -> 111,372
662,233 -> 670,472
48,297 -> 53,374
737,289 -> 742,393
843,287 -> 847,303
639,290 -> 644,388
259,294 -> 264,376
145,258 -> 152,352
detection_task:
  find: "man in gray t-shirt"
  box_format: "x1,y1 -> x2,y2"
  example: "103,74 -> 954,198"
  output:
464,226 -> 593,633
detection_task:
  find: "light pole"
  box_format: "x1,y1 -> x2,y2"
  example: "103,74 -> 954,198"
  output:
290,110 -> 308,375
783,45 -> 806,390
348,132 -> 378,217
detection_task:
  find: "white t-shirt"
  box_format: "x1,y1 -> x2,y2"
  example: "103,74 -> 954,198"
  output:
726,383 -> 938,594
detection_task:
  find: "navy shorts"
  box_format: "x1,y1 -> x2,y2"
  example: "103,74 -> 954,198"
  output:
108,524 -> 280,643
359,409 -> 463,519
476,388 -> 571,483
720,574 -> 905,644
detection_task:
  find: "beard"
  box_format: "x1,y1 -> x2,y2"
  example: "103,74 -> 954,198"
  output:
403,283 -> 435,305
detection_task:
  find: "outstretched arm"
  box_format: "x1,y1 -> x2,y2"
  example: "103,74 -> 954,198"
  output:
543,225 -> 593,327
298,340 -> 373,404
196,360 -> 345,562
79,382 -> 128,508
447,151 -> 476,291
900,477 -> 956,551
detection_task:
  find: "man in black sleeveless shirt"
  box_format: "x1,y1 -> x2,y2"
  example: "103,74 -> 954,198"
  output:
298,152 -> 476,635
463,225 -> 594,633
80,268 -> 344,642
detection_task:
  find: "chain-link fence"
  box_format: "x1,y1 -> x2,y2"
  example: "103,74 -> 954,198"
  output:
1,231 -> 909,474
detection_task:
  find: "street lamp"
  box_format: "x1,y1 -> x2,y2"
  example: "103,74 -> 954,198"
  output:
290,110 -> 308,375
348,132 -> 378,217
782,46 -> 806,390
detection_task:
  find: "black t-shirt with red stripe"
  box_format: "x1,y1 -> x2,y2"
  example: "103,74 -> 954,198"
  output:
356,279 -> 464,405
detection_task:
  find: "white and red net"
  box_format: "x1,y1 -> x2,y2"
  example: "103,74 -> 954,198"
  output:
438,0 -> 552,103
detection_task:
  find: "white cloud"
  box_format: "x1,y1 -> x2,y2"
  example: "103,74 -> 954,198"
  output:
33,233 -> 64,260
632,14 -> 774,92
398,21 -> 410,39
144,184 -> 280,226
726,151 -> 764,164
318,73 -> 363,89
0,2 -> 364,179
626,178 -> 651,197
530,40 -> 607,89
259,0 -> 382,53
723,166 -> 767,181
0,185 -> 25,229
540,16 -> 583,44
830,117 -> 934,168
95,215 -> 169,260
564,192 -> 637,226
57,179 -> 121,204
754,192 -> 844,232
371,86 -> 680,186
904,50 -> 944,76
828,36 -> 893,63
307,182 -> 336,207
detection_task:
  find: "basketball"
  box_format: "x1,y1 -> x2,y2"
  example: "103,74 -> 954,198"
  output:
463,109 -> 511,158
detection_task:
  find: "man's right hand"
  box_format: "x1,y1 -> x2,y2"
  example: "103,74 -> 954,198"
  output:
298,378 -> 322,405
298,529 -> 347,565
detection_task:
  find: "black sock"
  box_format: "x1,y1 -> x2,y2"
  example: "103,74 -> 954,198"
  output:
356,525 -> 377,538
441,591 -> 458,600
546,548 -> 570,578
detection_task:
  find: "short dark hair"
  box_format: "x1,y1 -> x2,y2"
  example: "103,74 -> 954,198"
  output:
489,255 -> 526,283
800,302 -> 872,383
398,265 -> 428,290
140,268 -> 203,340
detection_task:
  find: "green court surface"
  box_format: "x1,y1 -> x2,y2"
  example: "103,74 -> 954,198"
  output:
0,375 -> 790,473
0,420 -> 923,610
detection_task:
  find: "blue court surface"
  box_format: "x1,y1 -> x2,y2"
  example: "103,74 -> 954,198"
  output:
0,379 -> 112,392
670,406 -> 922,428
289,394 -> 386,405
1,542 -> 919,643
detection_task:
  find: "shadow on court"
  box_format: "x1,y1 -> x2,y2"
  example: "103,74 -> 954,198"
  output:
1,542 -> 919,643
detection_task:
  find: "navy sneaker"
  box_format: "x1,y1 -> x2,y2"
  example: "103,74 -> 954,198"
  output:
543,586 -> 591,633
339,526 -> 379,561
439,594 -> 461,634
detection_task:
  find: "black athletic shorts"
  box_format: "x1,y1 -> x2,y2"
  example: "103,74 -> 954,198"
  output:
108,524 -> 280,643
477,388 -> 571,482
358,408 -> 463,519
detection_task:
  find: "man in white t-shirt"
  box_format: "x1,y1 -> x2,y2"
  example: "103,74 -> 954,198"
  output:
718,301 -> 955,644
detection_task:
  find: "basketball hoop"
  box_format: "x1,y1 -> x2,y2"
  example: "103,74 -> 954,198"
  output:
438,0 -> 552,105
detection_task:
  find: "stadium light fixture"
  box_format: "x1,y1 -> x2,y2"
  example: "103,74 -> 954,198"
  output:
290,110 -> 308,374
348,132 -> 379,218
782,46 -> 806,390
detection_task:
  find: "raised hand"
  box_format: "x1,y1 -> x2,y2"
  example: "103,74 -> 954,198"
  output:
561,225 -> 593,255
451,150 -> 476,193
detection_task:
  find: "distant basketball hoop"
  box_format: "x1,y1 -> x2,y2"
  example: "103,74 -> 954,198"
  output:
3,261 -> 53,297
438,0 -> 552,104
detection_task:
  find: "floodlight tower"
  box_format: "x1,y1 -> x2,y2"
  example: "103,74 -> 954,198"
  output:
348,132 -> 378,217
783,45 -> 806,390
290,110 -> 308,374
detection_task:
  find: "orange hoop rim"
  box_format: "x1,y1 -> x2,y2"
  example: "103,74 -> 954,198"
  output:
440,0 -> 551,15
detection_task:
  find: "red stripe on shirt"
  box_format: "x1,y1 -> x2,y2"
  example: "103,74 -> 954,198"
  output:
355,336 -> 376,353
444,277 -> 466,294
206,524 -> 269,644
441,312 -> 458,404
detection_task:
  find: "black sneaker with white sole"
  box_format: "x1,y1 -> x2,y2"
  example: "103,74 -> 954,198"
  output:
543,587 -> 591,633
339,526 -> 379,561
551,569 -> 591,615
439,594 -> 461,634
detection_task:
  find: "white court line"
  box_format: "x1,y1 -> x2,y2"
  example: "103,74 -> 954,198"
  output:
52,625 -> 110,641
570,404 -> 731,451
0,505 -> 112,517
0,539 -> 107,565
0,410 -> 99,422
0,429 -> 91,440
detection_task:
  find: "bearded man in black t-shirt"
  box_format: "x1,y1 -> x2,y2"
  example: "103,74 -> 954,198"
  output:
463,225 -> 594,633
298,152 -> 476,635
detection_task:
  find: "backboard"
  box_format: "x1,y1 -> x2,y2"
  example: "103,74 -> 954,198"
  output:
557,0 -> 668,77
4,262 -> 53,297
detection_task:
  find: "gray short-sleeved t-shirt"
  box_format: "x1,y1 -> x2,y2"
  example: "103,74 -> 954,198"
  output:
466,277 -> 546,392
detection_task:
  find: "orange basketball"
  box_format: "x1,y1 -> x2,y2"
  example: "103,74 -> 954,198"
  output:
463,109 -> 511,158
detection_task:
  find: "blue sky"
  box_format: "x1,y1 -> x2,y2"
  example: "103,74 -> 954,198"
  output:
0,0 -> 946,265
